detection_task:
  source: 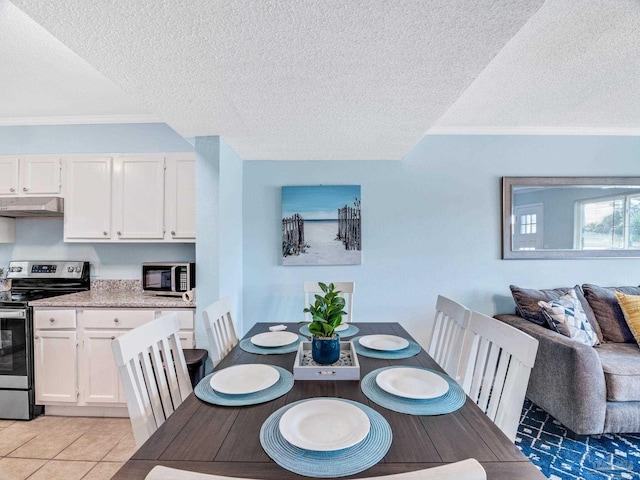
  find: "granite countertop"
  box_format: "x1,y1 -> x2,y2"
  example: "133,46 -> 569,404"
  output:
29,280 -> 195,309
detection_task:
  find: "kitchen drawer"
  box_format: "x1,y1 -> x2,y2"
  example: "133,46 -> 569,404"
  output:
81,309 -> 155,329
155,310 -> 194,330
34,309 -> 76,329
178,331 -> 195,349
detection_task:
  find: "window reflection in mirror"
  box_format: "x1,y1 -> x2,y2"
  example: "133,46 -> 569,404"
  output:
502,177 -> 640,259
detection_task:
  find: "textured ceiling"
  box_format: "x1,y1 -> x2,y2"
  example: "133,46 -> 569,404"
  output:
0,1 -> 154,124
3,1 -> 639,160
434,0 -> 640,133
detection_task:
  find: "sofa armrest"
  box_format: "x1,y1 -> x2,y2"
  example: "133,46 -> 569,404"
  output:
495,314 -> 606,435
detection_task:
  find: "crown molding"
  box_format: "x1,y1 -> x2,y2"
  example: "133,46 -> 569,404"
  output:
0,114 -> 162,126
426,126 -> 640,136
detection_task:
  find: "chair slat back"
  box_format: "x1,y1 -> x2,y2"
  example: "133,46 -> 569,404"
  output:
304,281 -> 355,323
427,295 -> 471,382
111,313 -> 193,447
203,296 -> 238,366
459,311 -> 539,442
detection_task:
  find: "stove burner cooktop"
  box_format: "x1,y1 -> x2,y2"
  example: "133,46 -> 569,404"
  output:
0,260 -> 91,306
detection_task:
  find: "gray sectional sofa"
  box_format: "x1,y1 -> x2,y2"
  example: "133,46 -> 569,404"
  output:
495,284 -> 640,436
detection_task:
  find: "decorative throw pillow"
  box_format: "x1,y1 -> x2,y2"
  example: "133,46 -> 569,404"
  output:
538,289 -> 600,346
615,292 -> 640,347
583,284 -> 640,343
510,285 -> 603,342
510,285 -> 570,326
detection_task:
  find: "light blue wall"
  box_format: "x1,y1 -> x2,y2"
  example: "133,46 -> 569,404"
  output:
219,138 -> 244,330
0,123 -> 194,153
195,136 -> 220,353
242,135 -> 640,346
0,123 -> 195,277
194,137 -> 243,367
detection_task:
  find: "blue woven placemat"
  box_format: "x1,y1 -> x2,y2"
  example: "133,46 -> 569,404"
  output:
194,366 -> 294,406
351,336 -> 421,359
239,335 -> 305,355
260,397 -> 392,478
361,366 -> 466,415
299,323 -> 360,338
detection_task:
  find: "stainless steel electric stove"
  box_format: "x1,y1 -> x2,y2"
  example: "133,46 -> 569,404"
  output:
0,260 -> 90,420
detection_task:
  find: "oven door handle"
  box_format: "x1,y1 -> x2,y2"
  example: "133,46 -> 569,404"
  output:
0,310 -> 26,319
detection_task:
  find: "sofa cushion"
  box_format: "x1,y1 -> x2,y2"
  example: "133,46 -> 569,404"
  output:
596,343 -> 640,401
510,285 -> 603,342
615,292 -> 640,346
538,289 -> 599,346
583,284 -> 640,343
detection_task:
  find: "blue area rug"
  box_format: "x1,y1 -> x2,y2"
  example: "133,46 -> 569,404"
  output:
516,400 -> 640,479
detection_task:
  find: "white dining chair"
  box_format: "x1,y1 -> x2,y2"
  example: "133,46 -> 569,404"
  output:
458,310 -> 539,442
111,313 -> 193,447
203,296 -> 239,367
304,281 -> 355,323
427,295 -> 472,383
145,458 -> 486,480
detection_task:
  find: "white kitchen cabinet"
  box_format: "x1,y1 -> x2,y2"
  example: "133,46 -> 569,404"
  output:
33,309 -> 78,404
155,309 -> 196,348
34,330 -> 78,404
165,156 -> 196,240
33,306 -> 196,414
0,156 -> 19,194
113,155 -> 165,240
78,308 -> 155,405
0,155 -> 62,195
80,330 -> 126,404
63,155 -> 112,239
0,217 -> 15,243
63,153 -> 195,242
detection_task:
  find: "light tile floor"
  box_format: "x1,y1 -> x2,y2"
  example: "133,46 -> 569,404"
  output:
0,416 -> 136,480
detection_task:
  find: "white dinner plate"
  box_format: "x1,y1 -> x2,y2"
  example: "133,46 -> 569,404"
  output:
251,331 -> 299,348
358,334 -> 409,351
375,368 -> 449,400
334,323 -> 349,332
209,364 -> 280,395
278,399 -> 370,451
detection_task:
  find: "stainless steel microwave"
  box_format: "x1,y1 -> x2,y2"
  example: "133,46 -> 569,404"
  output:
141,262 -> 195,296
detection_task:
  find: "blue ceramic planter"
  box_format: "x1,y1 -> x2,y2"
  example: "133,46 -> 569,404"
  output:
312,336 -> 341,365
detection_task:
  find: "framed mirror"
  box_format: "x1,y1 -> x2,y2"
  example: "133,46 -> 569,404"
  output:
502,177 -> 640,259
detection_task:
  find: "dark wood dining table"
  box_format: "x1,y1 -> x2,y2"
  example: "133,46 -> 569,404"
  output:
112,322 -> 544,480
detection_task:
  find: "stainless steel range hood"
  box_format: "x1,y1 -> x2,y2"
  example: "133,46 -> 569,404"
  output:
0,197 -> 64,217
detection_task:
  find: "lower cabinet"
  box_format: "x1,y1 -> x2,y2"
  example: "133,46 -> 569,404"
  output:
33,307 -> 195,414
34,329 -> 78,404
80,329 -> 128,404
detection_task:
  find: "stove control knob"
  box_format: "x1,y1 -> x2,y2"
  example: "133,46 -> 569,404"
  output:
75,266 -> 82,273
67,267 -> 75,273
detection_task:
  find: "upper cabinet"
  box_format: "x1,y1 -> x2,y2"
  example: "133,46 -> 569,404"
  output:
165,156 -> 196,240
0,155 -> 62,195
113,155 -> 166,240
63,156 -> 113,240
63,153 -> 195,243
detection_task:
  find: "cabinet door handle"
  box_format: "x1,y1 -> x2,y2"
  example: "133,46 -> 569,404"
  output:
117,231 -> 121,236
114,318 -> 119,323
34,335 -> 39,340
111,336 -> 116,340
103,231 -> 108,236
171,231 -> 176,236
49,318 -> 55,323
23,187 -> 28,192
9,187 -> 15,192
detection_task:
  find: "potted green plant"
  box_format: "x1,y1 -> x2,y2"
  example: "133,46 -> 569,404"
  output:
303,282 -> 347,364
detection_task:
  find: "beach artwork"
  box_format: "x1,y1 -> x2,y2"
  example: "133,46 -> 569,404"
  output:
282,185 -> 361,266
